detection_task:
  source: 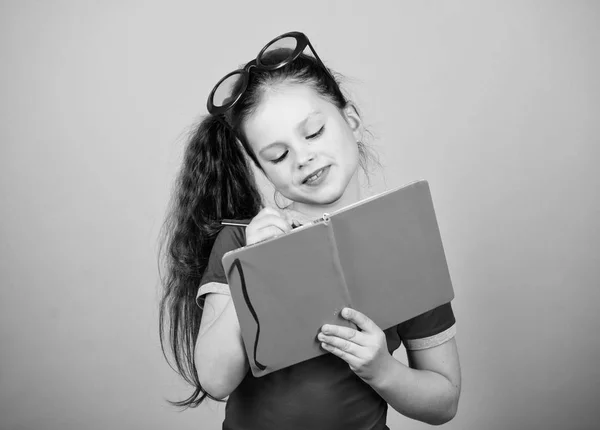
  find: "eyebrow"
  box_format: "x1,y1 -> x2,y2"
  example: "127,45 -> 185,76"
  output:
259,110 -> 323,155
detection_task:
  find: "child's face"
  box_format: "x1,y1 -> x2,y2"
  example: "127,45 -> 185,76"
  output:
242,83 -> 362,208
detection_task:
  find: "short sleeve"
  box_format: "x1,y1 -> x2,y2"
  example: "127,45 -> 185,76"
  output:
196,226 -> 246,308
396,302 -> 456,351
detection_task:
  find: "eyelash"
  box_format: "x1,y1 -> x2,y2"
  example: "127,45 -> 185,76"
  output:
272,151 -> 288,164
270,126 -> 326,164
307,125 -> 325,140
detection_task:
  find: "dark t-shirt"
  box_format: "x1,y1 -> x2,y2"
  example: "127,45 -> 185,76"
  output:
197,226 -> 456,430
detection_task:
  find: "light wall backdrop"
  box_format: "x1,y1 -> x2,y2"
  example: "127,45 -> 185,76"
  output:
1,1 -> 598,429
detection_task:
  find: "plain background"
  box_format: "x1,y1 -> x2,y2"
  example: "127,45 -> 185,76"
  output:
1,1 -> 598,429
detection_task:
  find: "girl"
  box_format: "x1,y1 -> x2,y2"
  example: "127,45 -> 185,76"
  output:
159,31 -> 461,430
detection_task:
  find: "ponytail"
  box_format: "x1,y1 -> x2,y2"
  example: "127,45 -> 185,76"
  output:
158,114 -> 262,408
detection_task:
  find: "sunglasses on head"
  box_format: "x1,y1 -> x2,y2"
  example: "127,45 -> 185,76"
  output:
206,31 -> 335,117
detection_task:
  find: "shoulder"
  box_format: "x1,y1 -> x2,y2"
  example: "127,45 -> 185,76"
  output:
201,225 -> 247,281
196,225 -> 247,306
211,225 -> 246,255
396,302 -> 456,351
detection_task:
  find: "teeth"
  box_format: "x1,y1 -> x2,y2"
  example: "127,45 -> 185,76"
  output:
305,169 -> 323,183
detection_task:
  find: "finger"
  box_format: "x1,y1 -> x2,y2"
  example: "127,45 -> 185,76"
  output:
320,340 -> 361,367
251,209 -> 289,228
255,208 -> 291,228
259,206 -> 284,218
282,211 -> 298,226
321,324 -> 367,346
251,225 -> 288,243
256,214 -> 291,234
246,210 -> 292,245
341,308 -> 374,333
283,209 -> 317,226
318,333 -> 359,357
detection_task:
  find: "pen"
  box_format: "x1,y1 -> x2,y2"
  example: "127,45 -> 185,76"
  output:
221,219 -> 304,228
221,219 -> 251,227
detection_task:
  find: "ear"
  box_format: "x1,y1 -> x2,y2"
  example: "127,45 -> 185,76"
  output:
342,102 -> 364,142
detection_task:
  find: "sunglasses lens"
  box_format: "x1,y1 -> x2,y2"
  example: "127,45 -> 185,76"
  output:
260,36 -> 299,66
212,72 -> 245,108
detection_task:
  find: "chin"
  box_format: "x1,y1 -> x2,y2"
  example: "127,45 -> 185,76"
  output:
302,184 -> 347,206
321,188 -> 346,205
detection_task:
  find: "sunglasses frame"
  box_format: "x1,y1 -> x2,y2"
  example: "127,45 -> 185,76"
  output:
206,31 -> 335,116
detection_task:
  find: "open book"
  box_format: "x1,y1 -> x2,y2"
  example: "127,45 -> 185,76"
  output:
222,179 -> 455,377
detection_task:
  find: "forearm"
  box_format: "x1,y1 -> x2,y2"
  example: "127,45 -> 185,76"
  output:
195,298 -> 249,399
370,355 -> 459,425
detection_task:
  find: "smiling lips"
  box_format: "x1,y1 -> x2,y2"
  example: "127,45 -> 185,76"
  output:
302,166 -> 330,185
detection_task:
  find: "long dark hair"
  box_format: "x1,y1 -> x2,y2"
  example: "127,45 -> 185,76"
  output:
158,48 -> 378,408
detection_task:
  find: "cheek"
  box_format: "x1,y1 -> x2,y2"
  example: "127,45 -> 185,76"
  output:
331,121 -> 357,150
263,165 -> 293,189
346,144 -> 360,169
334,131 -> 359,162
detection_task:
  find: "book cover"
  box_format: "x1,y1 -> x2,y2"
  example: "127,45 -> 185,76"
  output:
222,179 -> 455,377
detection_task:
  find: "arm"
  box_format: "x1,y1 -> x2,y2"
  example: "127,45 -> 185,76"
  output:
195,292 -> 249,399
318,306 -> 460,425
194,209 -> 292,398
370,338 -> 461,425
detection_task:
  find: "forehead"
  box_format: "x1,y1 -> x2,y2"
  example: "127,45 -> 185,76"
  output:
242,84 -> 334,147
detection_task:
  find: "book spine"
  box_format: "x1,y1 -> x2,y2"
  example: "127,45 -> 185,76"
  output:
325,221 -> 354,315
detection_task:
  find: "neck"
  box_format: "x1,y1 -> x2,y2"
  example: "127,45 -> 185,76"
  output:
289,170 -> 363,220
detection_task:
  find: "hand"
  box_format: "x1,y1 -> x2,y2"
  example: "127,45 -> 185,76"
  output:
245,207 -> 292,246
317,307 -> 392,384
282,207 -> 320,227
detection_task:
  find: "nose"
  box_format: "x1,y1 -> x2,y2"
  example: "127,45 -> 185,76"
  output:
296,144 -> 316,170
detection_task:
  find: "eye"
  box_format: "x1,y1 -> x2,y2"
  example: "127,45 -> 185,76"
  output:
306,125 -> 325,140
271,150 -> 288,164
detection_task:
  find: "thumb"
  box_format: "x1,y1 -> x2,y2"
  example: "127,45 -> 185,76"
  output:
282,208 -> 318,227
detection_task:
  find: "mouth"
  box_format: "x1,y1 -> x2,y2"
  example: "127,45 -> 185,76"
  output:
302,166 -> 330,185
